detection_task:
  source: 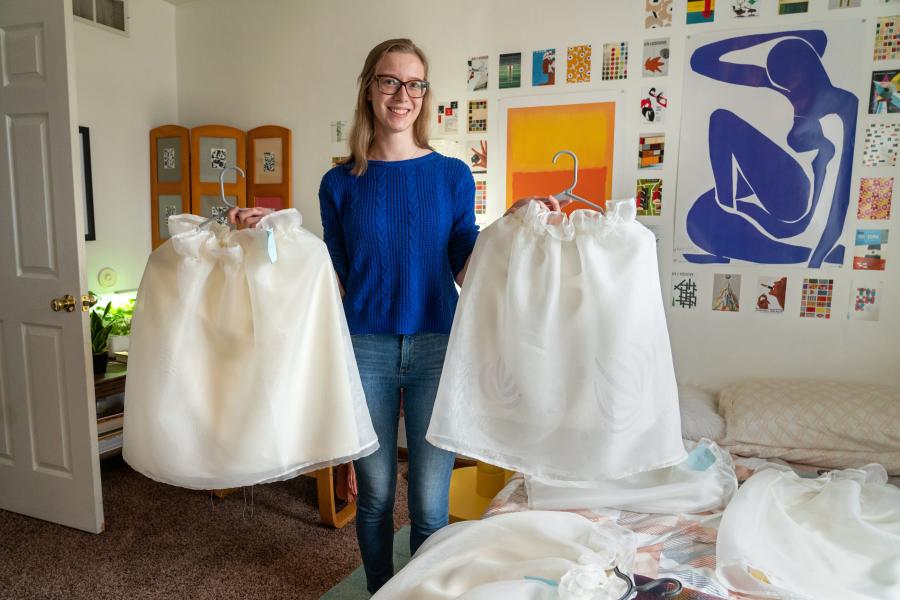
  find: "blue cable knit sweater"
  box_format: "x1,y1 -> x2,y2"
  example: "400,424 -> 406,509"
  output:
318,152 -> 480,335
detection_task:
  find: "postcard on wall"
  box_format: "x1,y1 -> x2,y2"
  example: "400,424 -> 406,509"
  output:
777,0 -> 808,14
467,99 -> 488,133
330,120 -> 348,143
532,49 -> 556,86
646,0 -> 673,28
636,178 -> 663,216
638,134 -> 665,169
643,38 -> 669,77
466,139 -> 487,174
862,123 -> 900,166
602,42 -> 628,81
499,53 -> 522,89
875,16 -> 899,61
857,177 -> 893,221
567,44 -> 592,83
869,69 -> 900,114
853,229 -> 889,271
848,281 -> 882,321
467,55 -> 488,91
829,0 -> 860,8
712,273 -> 741,312
436,100 -> 459,135
671,272 -> 699,310
800,278 -> 833,319
640,86 -> 667,124
731,0 -> 760,17
474,179 -> 487,216
755,275 -> 787,313
687,0 -> 716,24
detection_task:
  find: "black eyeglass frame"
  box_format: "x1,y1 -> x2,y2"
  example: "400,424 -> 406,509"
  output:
372,74 -> 430,98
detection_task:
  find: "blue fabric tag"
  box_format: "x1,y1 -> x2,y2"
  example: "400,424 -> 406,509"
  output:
265,229 -> 278,263
685,445 -> 716,471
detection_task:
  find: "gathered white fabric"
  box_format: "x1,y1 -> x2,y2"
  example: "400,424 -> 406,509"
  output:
716,463 -> 900,600
371,511 -> 635,600
525,440 -> 737,514
123,210 -> 378,489
427,200 -> 685,480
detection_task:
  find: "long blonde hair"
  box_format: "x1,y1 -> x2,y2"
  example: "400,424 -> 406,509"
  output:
344,39 -> 433,176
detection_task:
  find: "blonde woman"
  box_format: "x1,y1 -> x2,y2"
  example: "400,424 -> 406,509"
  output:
232,38 -> 562,593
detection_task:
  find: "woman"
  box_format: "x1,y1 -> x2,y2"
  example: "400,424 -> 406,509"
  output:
232,38 -> 563,593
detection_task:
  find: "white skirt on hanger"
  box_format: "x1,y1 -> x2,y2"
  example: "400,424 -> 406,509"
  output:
427,200 -> 685,481
716,463 -> 900,600
372,511 -> 635,600
123,210 -> 378,489
525,440 -> 737,514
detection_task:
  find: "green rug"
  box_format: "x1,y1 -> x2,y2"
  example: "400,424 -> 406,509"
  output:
321,526 -> 412,600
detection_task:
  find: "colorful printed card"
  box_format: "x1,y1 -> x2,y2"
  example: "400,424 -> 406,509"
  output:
640,86 -> 667,124
800,278 -> 833,319
436,100 -> 459,135
671,272 -> 699,310
731,0 -> 760,18
643,38 -> 669,77
532,49 -> 556,86
467,99 -> 487,134
756,276 -> 787,313
467,56 -> 488,91
848,281 -> 882,321
875,16 -> 899,61
567,45 -> 592,83
712,273 -> 741,311
474,179 -> 487,216
853,229 -> 889,271
687,0 -> 716,24
639,134 -> 665,169
602,42 -> 628,81
499,53 -> 521,89
857,178 -> 893,220
869,69 -> 900,114
646,0 -> 673,28
637,179 -> 663,216
466,139 -> 487,174
778,0 -> 808,14
829,0 -> 860,7
862,123 -> 900,166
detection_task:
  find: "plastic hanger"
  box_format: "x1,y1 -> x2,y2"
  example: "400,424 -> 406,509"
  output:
197,165 -> 246,229
552,150 -> 606,213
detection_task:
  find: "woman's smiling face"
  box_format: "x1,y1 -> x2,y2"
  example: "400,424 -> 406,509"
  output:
368,51 -> 426,137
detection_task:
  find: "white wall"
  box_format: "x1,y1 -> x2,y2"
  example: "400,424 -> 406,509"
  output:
170,0 -> 899,387
76,0 -> 178,294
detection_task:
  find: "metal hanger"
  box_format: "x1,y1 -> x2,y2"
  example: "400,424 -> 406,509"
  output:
197,165 -> 246,229
552,150 -> 606,213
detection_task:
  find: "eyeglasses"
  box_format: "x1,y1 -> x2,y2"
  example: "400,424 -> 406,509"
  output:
373,75 -> 429,98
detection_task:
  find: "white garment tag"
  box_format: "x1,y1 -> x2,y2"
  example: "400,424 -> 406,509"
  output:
265,229 -> 278,263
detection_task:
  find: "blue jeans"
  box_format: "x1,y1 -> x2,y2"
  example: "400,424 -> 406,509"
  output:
350,333 -> 456,594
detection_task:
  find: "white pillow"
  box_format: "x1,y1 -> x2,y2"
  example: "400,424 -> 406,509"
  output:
678,383 -> 726,442
719,379 -> 900,475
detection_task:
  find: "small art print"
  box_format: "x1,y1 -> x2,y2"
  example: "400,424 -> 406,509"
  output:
756,275 -> 787,313
849,281 -> 881,321
210,148 -> 227,169
671,272 -> 699,309
646,0 -> 673,28
712,273 -> 741,312
800,278 -> 833,319
162,147 -> 176,170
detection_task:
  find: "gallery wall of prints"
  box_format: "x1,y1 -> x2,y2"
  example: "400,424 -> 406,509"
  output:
172,0 -> 900,388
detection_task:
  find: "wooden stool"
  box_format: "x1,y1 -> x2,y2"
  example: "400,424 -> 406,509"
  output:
211,465 -> 355,529
448,461 -> 513,523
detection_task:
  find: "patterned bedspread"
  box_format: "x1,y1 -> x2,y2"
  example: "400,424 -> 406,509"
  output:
482,456 -> 811,600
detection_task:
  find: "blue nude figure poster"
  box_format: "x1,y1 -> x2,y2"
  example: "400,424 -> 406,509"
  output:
674,24 -> 861,268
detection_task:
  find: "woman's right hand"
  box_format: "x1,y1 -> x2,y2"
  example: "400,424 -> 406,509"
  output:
227,206 -> 273,229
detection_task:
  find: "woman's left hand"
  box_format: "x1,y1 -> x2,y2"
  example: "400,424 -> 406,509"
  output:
504,194 -> 571,216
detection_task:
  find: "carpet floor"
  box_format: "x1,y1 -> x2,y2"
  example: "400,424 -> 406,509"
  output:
0,456 -> 411,599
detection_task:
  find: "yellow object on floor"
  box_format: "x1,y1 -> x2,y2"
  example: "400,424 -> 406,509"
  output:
448,461 -> 513,522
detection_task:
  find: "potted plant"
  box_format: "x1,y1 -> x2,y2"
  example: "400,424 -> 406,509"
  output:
106,298 -> 134,357
90,301 -> 114,375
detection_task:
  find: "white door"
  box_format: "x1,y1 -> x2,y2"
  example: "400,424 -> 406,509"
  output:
0,0 -> 103,533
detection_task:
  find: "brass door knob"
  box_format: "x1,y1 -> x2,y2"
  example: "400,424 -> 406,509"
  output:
51,294 -> 76,312
82,293 -> 99,312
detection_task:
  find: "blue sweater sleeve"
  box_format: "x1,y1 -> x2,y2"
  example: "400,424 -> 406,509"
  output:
318,170 -> 349,285
447,160 -> 480,277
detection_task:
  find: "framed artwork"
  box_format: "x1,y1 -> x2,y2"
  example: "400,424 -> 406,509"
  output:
247,125 -> 292,210
497,91 -> 624,219
78,126 -> 96,241
190,125 -> 246,224
149,125 -> 190,248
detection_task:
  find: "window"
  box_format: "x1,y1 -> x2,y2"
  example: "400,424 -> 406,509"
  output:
74,0 -> 128,35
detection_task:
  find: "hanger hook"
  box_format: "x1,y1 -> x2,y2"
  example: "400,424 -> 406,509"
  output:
219,165 -> 246,209
552,150 -> 578,194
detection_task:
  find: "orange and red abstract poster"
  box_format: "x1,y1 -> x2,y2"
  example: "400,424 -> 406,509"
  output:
504,102 -> 615,211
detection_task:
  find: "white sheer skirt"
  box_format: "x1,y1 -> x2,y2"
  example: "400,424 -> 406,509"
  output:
427,200 -> 685,480
123,210 -> 377,489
